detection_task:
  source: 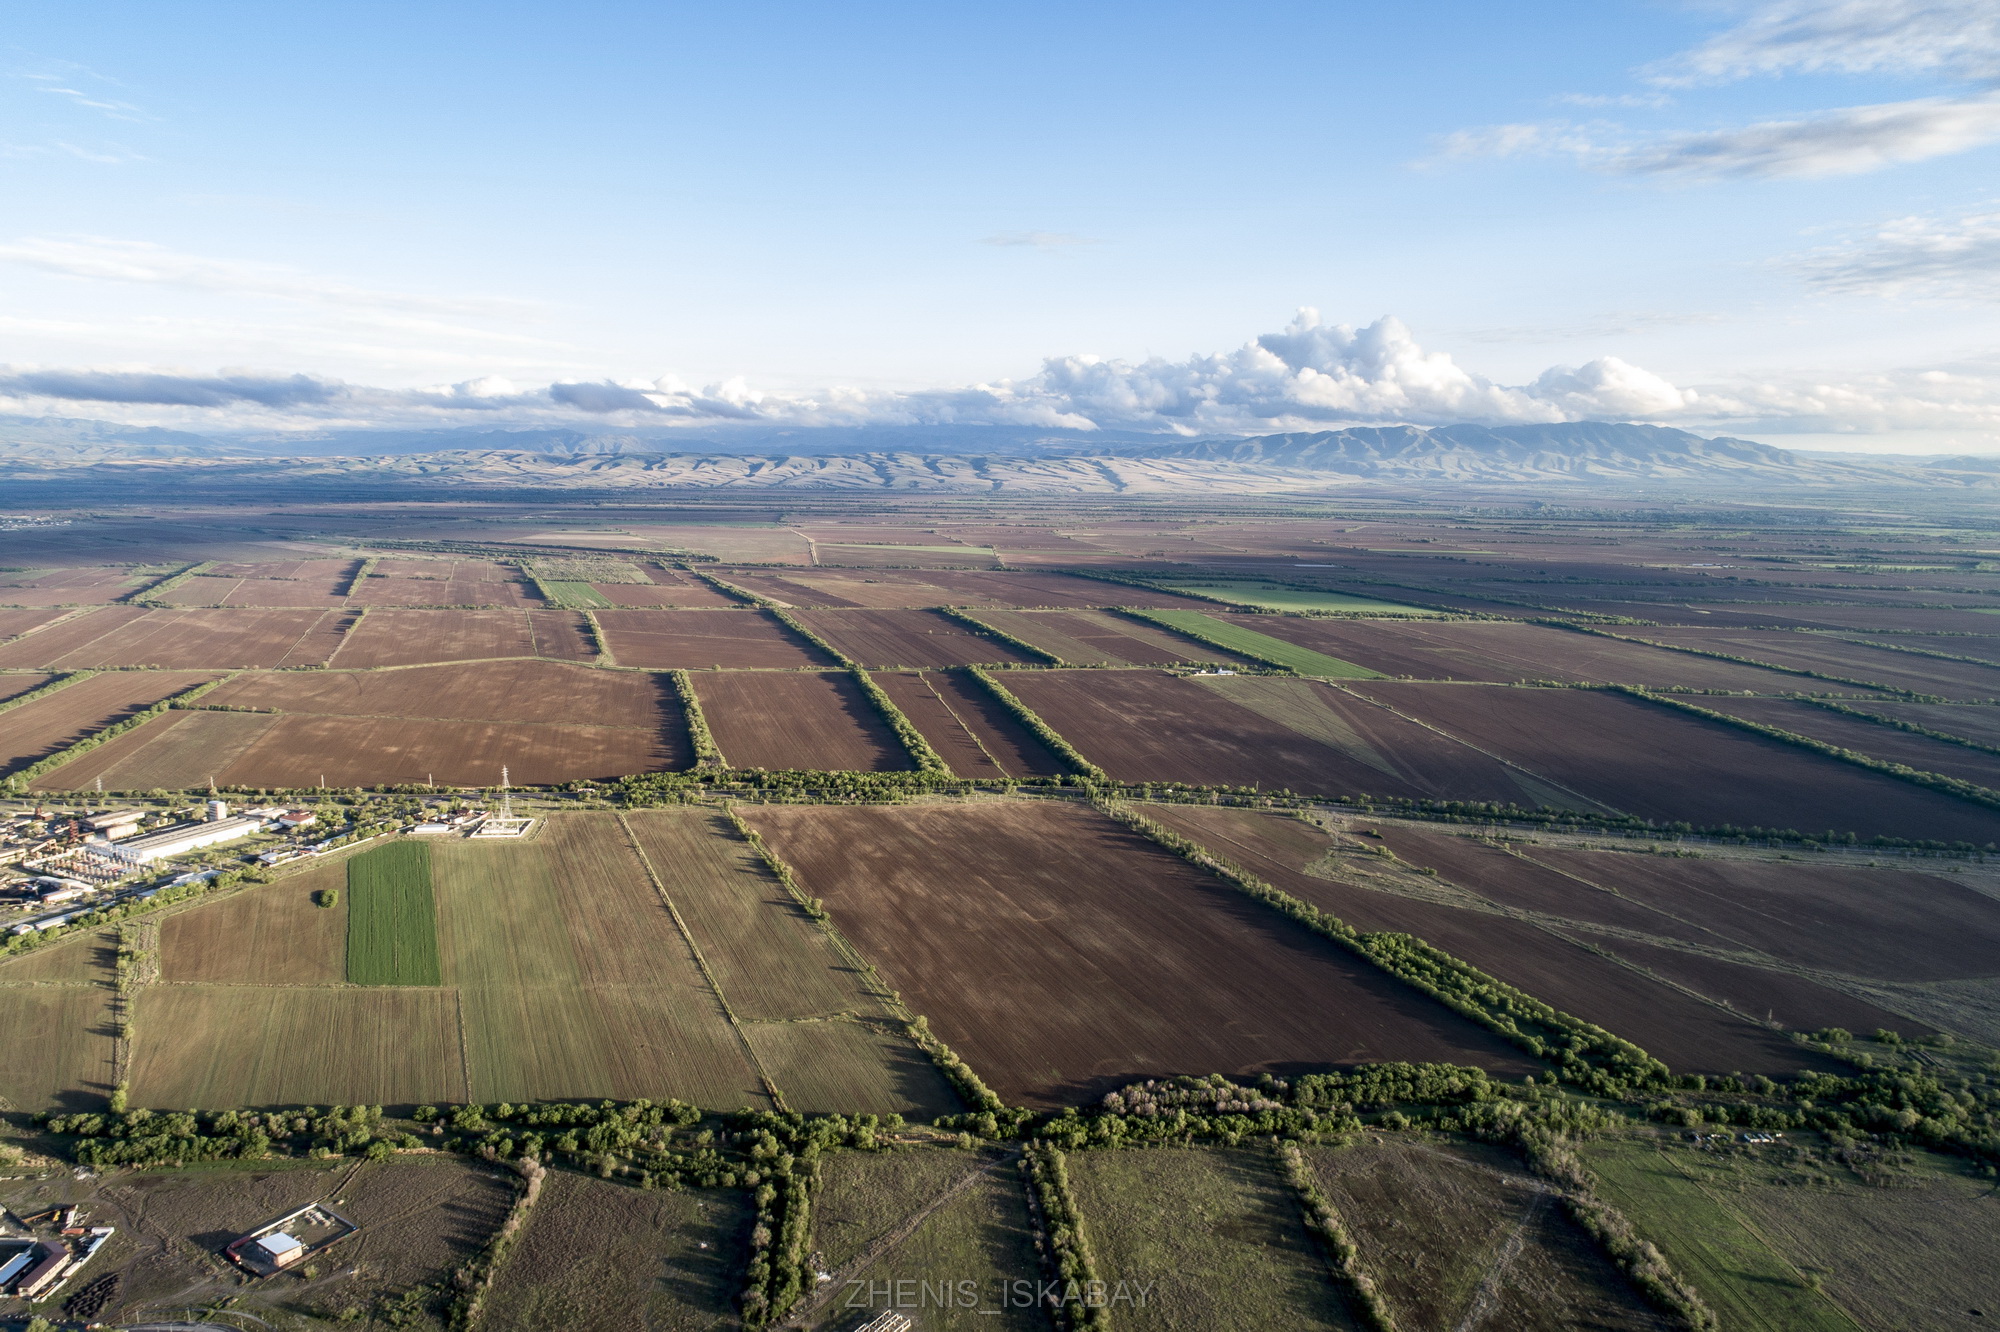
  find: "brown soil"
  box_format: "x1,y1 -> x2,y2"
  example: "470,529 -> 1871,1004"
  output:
24,609 -> 350,669
1631,628 -> 2000,700
974,609 -> 1251,666
1523,847 -> 2000,981
0,670 -> 215,771
694,670 -> 911,771
1139,804 -> 1847,1076
1348,682 -> 2000,843
1244,618 -> 1822,689
870,671 -> 1065,778
1699,696 -> 2000,787
161,863 -> 347,984
0,607 -> 150,666
329,608 -> 541,666
204,659 -> 674,727
1585,936 -> 1935,1036
595,608 -> 833,668
1003,669 -> 1560,804
792,608 -> 1037,667
216,713 -> 684,787
743,801 -> 1539,1106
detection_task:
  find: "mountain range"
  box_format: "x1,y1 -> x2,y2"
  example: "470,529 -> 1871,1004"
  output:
0,416 -> 1971,493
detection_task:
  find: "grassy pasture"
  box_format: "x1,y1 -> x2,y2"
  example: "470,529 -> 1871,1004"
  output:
741,1018 -> 958,1118
1066,1147 -> 1357,1330
1130,609 -> 1383,676
623,808 -> 871,1021
0,925 -> 116,983
1149,578 -> 1442,615
1306,1139 -> 1667,1331
482,1171 -> 752,1332
805,1149 -> 1044,1331
161,861 -> 346,984
537,578 -> 615,608
0,985 -> 116,1112
1581,1140 -> 1858,1332
431,814 -> 767,1107
128,985 -> 467,1107
346,840 -> 442,986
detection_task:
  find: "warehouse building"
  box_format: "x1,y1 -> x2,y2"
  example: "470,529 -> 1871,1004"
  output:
110,813 -> 267,864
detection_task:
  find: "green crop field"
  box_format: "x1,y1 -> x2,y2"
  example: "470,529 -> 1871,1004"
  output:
537,579 -> 614,608
1582,1139 -> 1859,1332
1150,578 -> 1441,615
346,840 -> 443,986
1134,608 -> 1384,676
1066,1146 -> 1355,1329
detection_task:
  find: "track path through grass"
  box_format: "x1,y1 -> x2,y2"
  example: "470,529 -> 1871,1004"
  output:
613,810 -> 789,1110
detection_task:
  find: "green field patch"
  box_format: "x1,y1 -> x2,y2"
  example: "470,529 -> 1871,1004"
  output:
537,579 -> 615,608
1582,1139 -> 1859,1332
1151,578 -> 1442,615
821,543 -> 998,555
742,1019 -> 958,1119
805,1148 -> 1044,1331
0,985 -> 116,1112
346,840 -> 443,986
1134,609 -> 1384,677
1066,1146 -> 1356,1329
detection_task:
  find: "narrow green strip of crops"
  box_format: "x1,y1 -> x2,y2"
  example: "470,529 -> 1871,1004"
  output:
345,841 -> 442,986
540,579 -> 613,609
1140,610 -> 1383,678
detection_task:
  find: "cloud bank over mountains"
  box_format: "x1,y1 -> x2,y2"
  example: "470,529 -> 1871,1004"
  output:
2,308 -> 1997,443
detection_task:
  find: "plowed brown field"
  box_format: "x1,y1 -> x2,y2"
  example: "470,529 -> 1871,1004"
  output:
595,609 -> 831,668
971,609 -> 1249,665
0,607 -> 151,665
0,607 -> 348,668
31,709 -> 277,792
1349,682 -> 2000,842
1630,628 -> 2000,699
203,658 -> 673,726
214,714 -> 683,787
1240,619 -> 1825,689
694,670 -> 909,771
1698,696 -> 2000,787
1138,804 -> 1846,1076
0,670 -> 214,772
1002,670 -> 1577,805
0,610 -> 74,640
743,801 -> 1539,1105
792,608 -> 1035,667
869,670 -> 1065,778
1522,847 -> 2000,981
329,608 -> 590,666
0,567 -> 145,606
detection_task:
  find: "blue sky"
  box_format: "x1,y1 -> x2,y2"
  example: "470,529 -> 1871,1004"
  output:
3,0 -> 1998,449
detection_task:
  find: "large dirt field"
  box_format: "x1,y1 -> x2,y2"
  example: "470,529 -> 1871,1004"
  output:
791,608 -> 1037,667
157,570 -> 352,607
32,709 -> 279,791
694,670 -> 911,771
1631,628 -> 2000,699
203,658 -> 677,727
1240,618 -> 1829,689
0,669 -> 214,773
1522,845 -> 2000,982
127,985 -> 469,1106
161,863 -> 347,984
1137,804 -> 1849,1075
213,713 -> 682,787
1305,1139 -> 1667,1331
1861,699 -> 2000,748
481,1171 -> 751,1332
1002,669 -> 1577,805
741,801 -> 1538,1105
328,608 -> 592,667
0,607 -> 344,669
594,608 -> 832,668
870,670 -> 1066,778
0,567 -> 147,606
1698,695 -> 2000,787
1348,681 -> 2000,842
969,608 -> 1251,666
0,611 -> 80,641
431,814 -> 766,1106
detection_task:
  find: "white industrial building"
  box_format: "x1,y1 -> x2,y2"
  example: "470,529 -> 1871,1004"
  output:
109,814 -> 268,864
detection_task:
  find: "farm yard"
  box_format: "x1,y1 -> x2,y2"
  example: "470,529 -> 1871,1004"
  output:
8,497 -> 2000,1332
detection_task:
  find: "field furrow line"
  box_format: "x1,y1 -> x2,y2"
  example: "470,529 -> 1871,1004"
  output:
612,810 -> 788,1111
